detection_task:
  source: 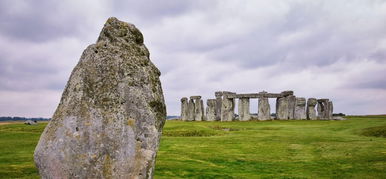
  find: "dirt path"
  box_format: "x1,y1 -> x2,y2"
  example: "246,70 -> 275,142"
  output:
0,121 -> 22,125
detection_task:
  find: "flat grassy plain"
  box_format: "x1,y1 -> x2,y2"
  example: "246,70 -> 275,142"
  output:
0,116 -> 386,178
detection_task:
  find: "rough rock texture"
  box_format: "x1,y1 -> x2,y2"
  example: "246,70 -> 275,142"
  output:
258,97 -> 271,120
328,101 -> 333,119
287,95 -> 296,119
200,99 -> 205,121
238,98 -> 251,121
187,98 -> 195,121
24,120 -> 38,125
34,17 -> 166,179
206,99 -> 216,121
276,97 -> 288,120
317,99 -> 330,120
215,92 -> 223,121
180,97 -> 188,121
294,97 -> 306,120
221,92 -> 235,121
306,98 -> 317,120
193,96 -> 204,121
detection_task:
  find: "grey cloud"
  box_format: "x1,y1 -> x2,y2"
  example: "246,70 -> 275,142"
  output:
0,0 -> 96,42
1,0 -> 386,117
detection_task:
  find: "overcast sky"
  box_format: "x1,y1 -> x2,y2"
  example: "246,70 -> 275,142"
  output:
1,0 -> 386,117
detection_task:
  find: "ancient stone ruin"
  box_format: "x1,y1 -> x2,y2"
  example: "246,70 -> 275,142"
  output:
180,91 -> 334,121
34,17 -> 166,178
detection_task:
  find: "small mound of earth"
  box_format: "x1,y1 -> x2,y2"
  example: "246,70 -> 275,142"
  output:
360,125 -> 386,138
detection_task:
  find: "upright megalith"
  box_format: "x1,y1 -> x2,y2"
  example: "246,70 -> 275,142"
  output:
317,99 -> 331,120
276,97 -> 288,120
180,97 -> 188,121
187,98 -> 195,121
221,92 -> 235,121
191,96 -> 204,121
328,101 -> 334,119
238,98 -> 251,121
206,99 -> 217,121
34,17 -> 166,179
287,95 -> 296,120
258,92 -> 271,120
306,98 -> 317,120
215,92 -> 223,121
294,97 -> 306,120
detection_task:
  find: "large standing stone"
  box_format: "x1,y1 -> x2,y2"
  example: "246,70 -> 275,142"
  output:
294,97 -> 306,120
258,94 -> 271,120
306,98 -> 317,120
287,95 -> 296,119
206,99 -> 216,121
191,96 -> 204,121
221,92 -> 235,121
215,92 -> 223,121
187,98 -> 195,121
34,17 -> 166,179
238,98 -> 251,121
180,97 -> 188,121
276,97 -> 288,120
328,101 -> 333,119
317,99 -> 330,120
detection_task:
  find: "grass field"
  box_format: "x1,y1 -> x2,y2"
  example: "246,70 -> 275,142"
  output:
0,116 -> 386,178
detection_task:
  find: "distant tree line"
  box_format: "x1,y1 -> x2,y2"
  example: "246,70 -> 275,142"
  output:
0,117 -> 50,122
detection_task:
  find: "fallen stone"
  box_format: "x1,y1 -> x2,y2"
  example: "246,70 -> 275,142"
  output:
34,17 -> 166,179
24,120 -> 37,125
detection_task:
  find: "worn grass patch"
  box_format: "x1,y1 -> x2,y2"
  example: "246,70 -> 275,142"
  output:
360,125 -> 386,138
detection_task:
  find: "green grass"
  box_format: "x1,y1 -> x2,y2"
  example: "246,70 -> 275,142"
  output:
1,116 -> 386,178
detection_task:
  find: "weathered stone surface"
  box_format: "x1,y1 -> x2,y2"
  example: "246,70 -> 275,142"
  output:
235,93 -> 283,98
206,99 -> 216,121
281,90 -> 294,97
193,97 -> 204,121
276,97 -> 288,120
328,101 -> 333,119
317,99 -> 329,120
258,97 -> 270,120
180,97 -> 188,121
215,92 -> 222,121
34,17 -> 166,179
221,93 -> 235,121
190,95 -> 202,99
306,98 -> 317,120
287,95 -> 296,119
294,97 -> 306,120
238,98 -> 251,121
24,120 -> 37,125
187,98 -> 195,121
